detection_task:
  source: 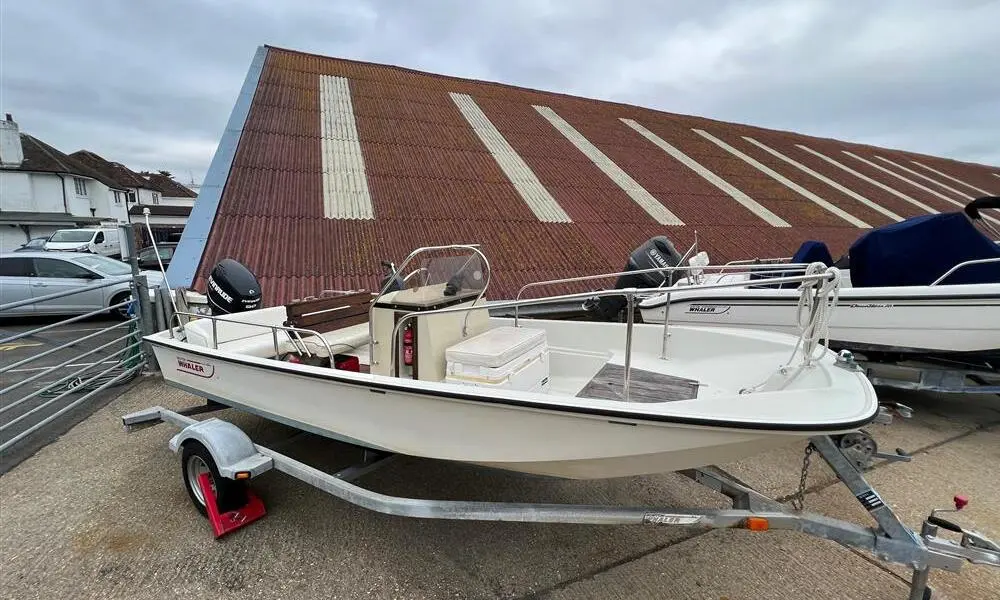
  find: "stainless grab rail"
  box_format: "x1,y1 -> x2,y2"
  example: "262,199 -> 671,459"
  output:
929,257 -> 1000,286
390,269 -> 837,402
167,311 -> 339,360
724,256 -> 792,266
513,262 -> 817,326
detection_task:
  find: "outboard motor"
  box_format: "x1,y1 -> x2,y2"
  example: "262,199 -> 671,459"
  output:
206,258 -> 262,315
589,236 -> 684,321
378,260 -> 404,293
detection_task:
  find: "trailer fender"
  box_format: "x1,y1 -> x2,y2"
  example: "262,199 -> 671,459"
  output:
168,418 -> 272,479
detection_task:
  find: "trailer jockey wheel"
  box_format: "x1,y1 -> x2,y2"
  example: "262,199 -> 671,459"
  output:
180,440 -> 248,517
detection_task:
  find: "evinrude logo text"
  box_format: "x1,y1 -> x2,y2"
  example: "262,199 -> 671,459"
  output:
176,357 -> 215,378
208,277 -> 233,304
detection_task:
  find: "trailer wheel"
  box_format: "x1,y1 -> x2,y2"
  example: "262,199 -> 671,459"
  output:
180,440 -> 248,517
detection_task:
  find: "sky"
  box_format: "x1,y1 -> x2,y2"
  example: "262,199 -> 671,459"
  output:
2,0 -> 998,185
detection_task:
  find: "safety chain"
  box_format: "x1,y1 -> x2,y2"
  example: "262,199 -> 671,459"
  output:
791,443 -> 815,511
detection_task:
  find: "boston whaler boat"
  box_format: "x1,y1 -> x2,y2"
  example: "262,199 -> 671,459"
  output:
125,243 -> 1000,598
597,197 -> 1000,390
143,244 -> 877,480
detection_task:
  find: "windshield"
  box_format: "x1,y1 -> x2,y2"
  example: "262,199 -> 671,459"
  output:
73,255 -> 132,276
49,230 -> 95,243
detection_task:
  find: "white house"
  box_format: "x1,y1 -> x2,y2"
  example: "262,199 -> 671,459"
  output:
70,150 -> 161,208
0,114 -> 130,251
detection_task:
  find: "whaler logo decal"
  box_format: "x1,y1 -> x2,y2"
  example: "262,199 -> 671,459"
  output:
177,357 -> 215,378
642,513 -> 703,525
686,304 -> 730,315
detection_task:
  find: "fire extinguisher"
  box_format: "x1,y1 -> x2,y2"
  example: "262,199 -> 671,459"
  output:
402,325 -> 414,366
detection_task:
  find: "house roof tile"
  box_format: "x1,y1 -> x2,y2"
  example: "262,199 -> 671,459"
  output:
69,150 -> 149,189
6,135 -> 124,189
142,173 -> 197,198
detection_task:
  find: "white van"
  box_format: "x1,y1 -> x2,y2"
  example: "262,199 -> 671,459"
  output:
44,227 -> 122,258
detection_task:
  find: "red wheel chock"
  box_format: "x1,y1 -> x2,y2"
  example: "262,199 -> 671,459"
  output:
197,472 -> 267,538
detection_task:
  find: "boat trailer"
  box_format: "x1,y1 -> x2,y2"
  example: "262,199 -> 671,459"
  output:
858,357 -> 1000,395
123,403 -> 1000,600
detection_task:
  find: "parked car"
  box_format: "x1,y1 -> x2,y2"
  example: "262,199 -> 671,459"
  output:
0,252 -> 164,319
13,237 -> 50,252
44,227 -> 122,258
136,242 -> 177,271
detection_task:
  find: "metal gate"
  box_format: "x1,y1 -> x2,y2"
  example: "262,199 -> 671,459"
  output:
0,225 -> 160,464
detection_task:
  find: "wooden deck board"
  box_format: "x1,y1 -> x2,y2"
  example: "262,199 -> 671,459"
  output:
577,363 -> 699,403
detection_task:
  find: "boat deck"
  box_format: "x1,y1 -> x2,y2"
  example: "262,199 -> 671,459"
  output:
576,363 -> 700,403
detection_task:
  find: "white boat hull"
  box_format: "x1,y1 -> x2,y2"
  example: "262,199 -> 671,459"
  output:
639,283 -> 1000,359
148,316 -> 878,480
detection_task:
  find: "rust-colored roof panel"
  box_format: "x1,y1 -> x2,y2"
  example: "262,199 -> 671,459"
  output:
189,46 -> 999,307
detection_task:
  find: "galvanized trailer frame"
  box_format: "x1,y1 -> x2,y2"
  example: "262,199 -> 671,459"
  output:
123,404 -> 999,600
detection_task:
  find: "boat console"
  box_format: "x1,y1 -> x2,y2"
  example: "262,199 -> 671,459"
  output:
370,283 -> 489,380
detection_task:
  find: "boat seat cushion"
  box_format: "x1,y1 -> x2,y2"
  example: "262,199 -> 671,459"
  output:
216,323 -> 370,359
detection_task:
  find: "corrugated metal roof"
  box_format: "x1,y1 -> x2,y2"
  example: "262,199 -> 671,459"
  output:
185,45 -> 1000,306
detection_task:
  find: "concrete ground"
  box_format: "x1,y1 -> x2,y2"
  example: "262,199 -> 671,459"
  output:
0,314 -> 140,474
0,379 -> 998,600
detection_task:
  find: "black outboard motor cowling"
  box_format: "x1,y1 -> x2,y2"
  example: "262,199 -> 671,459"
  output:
206,258 -> 262,315
591,236 -> 683,321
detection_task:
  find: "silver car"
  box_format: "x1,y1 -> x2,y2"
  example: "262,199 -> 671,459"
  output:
0,251 -> 165,319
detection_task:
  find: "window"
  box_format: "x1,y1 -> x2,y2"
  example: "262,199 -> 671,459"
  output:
33,258 -> 95,279
127,191 -> 137,203
151,192 -> 160,204
114,190 -> 124,204
73,178 -> 89,196
74,255 -> 131,276
95,231 -> 105,243
0,257 -> 34,277
49,230 -> 95,243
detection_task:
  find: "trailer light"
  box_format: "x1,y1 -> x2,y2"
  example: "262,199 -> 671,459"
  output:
745,517 -> 769,531
234,471 -> 251,480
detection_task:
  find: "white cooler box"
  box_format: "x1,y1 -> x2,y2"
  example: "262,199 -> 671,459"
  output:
445,326 -> 549,393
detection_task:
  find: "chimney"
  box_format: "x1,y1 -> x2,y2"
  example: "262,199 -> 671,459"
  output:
0,114 -> 24,168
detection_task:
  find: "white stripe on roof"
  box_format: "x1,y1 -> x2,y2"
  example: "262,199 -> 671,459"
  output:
743,136 -> 902,222
320,75 -> 373,220
842,151 -> 968,209
843,151 -> 1000,226
620,119 -> 789,227
910,160 -> 997,196
874,156 -> 974,199
449,93 -> 571,223
693,129 -> 869,228
795,145 -> 939,214
532,106 -> 683,225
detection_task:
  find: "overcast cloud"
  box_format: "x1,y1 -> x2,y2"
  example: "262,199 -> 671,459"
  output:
2,0 -> 997,184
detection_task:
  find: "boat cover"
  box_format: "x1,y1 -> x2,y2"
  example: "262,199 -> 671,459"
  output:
791,241 -> 834,267
849,213 -> 1000,287
747,241 -> 832,288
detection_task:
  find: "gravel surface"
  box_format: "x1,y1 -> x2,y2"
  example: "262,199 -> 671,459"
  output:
1,378 -> 998,600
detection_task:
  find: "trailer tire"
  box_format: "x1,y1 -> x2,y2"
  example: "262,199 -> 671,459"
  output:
180,440 -> 248,517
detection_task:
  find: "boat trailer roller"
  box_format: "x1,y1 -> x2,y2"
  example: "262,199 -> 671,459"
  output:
123,403 -> 999,600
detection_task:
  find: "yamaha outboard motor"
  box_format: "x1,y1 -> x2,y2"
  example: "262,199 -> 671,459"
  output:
206,258 -> 262,315
589,236 -> 683,321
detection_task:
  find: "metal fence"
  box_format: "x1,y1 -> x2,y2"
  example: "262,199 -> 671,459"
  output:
0,224 -> 163,457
